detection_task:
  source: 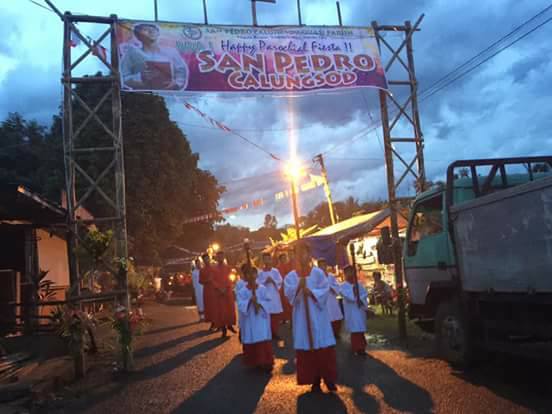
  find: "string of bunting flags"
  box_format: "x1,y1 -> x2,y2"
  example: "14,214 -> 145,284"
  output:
181,101 -> 281,160
183,173 -> 325,224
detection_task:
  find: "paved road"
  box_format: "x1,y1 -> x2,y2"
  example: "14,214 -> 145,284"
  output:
62,302 -> 550,414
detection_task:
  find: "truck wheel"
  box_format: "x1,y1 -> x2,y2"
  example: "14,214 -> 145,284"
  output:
435,300 -> 472,366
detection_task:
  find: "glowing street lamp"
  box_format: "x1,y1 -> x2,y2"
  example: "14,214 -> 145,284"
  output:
211,242 -> 220,252
284,159 -> 306,181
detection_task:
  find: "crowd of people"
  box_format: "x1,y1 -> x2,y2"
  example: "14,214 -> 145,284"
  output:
190,241 -> 376,393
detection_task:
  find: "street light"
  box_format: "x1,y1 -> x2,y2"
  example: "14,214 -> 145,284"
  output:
211,242 -> 220,252
283,159 -> 306,241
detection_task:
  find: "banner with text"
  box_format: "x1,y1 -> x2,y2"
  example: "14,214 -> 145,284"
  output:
116,21 -> 387,94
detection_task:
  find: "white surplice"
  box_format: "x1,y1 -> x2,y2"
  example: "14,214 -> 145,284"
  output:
340,281 -> 369,333
234,278 -> 247,327
237,283 -> 272,344
284,267 -> 336,351
256,268 -> 283,314
326,272 -> 343,322
191,268 -> 204,313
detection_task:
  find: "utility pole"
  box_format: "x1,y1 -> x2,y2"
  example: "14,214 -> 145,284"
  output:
313,154 -> 337,225
154,0 -> 158,21
290,179 -> 301,240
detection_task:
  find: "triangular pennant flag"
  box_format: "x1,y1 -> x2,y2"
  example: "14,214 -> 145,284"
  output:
70,30 -> 81,47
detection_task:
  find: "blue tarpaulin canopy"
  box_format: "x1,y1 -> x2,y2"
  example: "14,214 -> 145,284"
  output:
304,209 -> 396,266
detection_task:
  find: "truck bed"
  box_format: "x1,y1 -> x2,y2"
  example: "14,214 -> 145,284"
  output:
451,175 -> 552,293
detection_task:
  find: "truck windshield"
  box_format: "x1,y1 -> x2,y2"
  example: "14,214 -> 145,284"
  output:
409,195 -> 443,244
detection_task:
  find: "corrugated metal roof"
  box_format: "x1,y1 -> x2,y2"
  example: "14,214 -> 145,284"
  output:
307,209 -> 388,238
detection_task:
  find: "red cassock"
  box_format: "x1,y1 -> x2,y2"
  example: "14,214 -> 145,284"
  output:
199,266 -> 216,323
277,263 -> 293,321
243,342 -> 273,368
351,332 -> 367,353
210,264 -> 237,328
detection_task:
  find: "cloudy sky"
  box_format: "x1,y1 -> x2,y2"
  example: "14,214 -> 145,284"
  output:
2,0 -> 552,229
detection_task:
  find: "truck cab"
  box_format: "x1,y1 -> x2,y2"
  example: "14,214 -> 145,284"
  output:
403,156 -> 552,363
404,185 -> 455,320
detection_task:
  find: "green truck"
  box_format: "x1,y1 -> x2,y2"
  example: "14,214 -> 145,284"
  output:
403,156 -> 552,364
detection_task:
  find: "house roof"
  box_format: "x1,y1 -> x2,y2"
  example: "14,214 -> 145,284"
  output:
0,184 -> 66,226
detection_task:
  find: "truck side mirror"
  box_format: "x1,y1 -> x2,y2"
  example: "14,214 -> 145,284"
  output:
380,227 -> 391,246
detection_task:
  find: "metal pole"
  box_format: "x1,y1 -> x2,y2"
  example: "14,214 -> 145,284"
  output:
290,179 -> 301,240
110,14 -> 129,309
336,1 -> 343,26
62,13 -> 79,296
251,0 -> 257,26
154,0 -> 158,21
314,154 -> 337,225
202,0 -> 209,24
405,20 -> 426,192
297,0 -> 303,25
379,87 -> 407,342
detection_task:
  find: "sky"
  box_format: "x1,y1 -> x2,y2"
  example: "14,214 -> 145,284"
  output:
1,0 -> 552,229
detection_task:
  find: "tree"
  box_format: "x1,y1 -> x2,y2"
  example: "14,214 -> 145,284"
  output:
119,91 -> 223,262
300,197 -> 386,229
1,76 -> 223,265
0,113 -> 64,198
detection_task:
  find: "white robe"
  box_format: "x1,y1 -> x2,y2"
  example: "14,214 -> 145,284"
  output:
237,284 -> 272,344
341,281 -> 369,333
191,269 -> 204,313
256,268 -> 283,314
284,267 -> 336,351
326,273 -> 343,322
234,278 -> 247,327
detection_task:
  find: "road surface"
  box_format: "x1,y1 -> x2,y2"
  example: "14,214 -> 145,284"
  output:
59,302 -> 550,413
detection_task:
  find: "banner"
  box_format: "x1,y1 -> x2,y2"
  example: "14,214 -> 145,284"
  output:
116,21 -> 387,94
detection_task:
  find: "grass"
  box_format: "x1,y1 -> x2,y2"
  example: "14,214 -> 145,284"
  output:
366,306 -> 432,348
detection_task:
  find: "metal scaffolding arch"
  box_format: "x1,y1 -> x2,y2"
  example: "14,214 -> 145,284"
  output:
372,15 -> 427,340
60,11 -> 128,301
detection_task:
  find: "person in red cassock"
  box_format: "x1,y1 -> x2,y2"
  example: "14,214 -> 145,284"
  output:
211,250 -> 237,338
199,252 -> 216,331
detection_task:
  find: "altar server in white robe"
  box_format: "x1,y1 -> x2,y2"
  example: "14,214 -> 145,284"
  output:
341,265 -> 369,356
284,241 -> 338,393
257,252 -> 284,340
235,270 -> 247,344
317,258 -> 344,339
237,264 -> 274,371
191,259 -> 204,321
